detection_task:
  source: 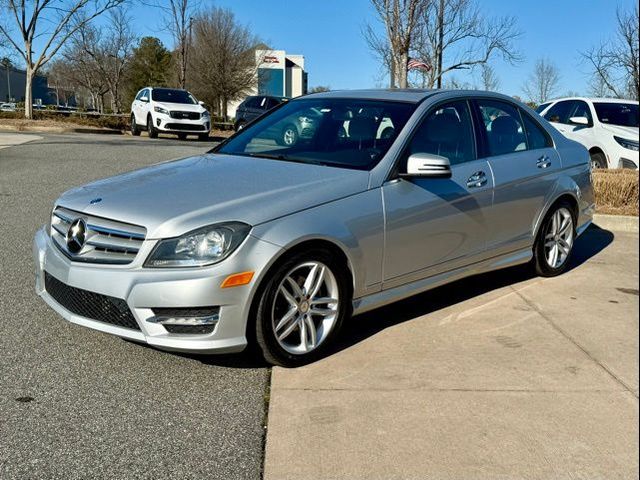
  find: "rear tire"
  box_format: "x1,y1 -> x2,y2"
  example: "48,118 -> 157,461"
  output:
147,115 -> 158,139
590,152 -> 607,170
532,201 -> 576,277
130,114 -> 141,136
253,249 -> 351,367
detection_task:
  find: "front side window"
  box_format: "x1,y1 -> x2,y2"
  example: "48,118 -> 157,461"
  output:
151,88 -> 197,105
544,100 -> 575,124
570,100 -> 593,124
593,102 -> 639,127
216,98 -> 416,170
407,100 -> 475,166
478,100 -> 527,156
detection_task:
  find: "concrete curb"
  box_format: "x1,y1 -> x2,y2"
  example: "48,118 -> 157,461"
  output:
593,213 -> 639,233
0,124 -> 123,135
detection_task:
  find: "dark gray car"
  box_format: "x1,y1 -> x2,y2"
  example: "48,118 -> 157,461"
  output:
234,95 -> 287,131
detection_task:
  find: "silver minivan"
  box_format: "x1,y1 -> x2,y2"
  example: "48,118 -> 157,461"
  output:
34,90 -> 594,366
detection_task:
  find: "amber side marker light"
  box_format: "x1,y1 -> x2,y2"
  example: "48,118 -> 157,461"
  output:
221,271 -> 255,288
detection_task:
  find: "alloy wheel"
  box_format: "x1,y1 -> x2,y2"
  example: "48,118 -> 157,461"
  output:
271,261 -> 339,355
543,207 -> 574,269
283,127 -> 297,146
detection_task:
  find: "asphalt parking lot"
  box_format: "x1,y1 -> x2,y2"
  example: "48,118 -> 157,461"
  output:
1,132 -> 638,479
0,133 -> 269,479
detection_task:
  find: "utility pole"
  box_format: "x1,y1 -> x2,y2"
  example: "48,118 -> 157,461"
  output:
436,0 -> 444,89
1,58 -> 11,101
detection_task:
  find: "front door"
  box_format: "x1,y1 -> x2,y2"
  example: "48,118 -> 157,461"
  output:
382,100 -> 493,287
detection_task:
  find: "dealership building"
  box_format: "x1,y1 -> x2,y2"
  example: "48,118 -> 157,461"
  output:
228,49 -> 308,118
1,65 -> 53,105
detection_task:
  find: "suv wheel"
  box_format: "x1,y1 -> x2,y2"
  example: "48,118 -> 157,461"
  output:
254,249 -> 350,367
147,115 -> 158,139
278,124 -> 298,146
130,114 -> 141,136
590,152 -> 607,169
532,201 -> 576,277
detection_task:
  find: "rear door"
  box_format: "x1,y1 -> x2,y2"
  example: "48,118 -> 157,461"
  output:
382,100 -> 494,287
476,99 -> 561,254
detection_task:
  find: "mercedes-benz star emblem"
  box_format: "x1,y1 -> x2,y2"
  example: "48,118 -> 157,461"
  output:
66,218 -> 87,254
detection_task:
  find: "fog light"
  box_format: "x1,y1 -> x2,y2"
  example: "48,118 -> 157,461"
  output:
147,307 -> 219,325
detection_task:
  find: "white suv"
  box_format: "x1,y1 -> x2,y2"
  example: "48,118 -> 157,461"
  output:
131,87 -> 211,140
538,97 -> 638,169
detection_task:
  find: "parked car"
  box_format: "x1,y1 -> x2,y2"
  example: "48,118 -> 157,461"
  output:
0,102 -> 17,112
130,87 -> 210,140
538,97 -> 639,169
234,95 -> 287,131
34,90 -> 593,367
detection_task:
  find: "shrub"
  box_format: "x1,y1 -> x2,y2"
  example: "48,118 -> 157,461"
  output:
592,169 -> 639,216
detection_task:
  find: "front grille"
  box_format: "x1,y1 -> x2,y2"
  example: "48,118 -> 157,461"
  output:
170,111 -> 200,120
44,272 -> 140,330
164,123 -> 206,131
51,206 -> 146,265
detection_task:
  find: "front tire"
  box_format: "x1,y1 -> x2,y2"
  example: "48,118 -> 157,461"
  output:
130,114 -> 141,136
147,115 -> 158,139
532,201 -> 576,277
254,249 -> 351,367
590,152 -> 607,170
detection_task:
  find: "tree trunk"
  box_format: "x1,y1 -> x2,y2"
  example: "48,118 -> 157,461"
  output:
25,67 -> 33,119
389,57 -> 396,88
398,51 -> 408,88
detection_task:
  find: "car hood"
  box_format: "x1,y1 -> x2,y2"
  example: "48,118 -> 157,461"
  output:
156,102 -> 205,113
601,124 -> 639,140
56,154 -> 370,239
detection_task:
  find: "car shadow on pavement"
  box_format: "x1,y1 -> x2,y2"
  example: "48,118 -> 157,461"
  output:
149,225 -> 614,369
326,224 -> 615,359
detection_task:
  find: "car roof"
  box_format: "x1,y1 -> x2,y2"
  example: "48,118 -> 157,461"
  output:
300,88 -> 524,104
546,97 -> 639,105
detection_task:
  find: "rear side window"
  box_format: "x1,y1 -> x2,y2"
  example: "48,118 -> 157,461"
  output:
408,100 -> 475,166
535,102 -> 551,113
521,111 -> 552,150
544,100 -> 575,124
244,97 -> 261,109
477,100 -> 527,156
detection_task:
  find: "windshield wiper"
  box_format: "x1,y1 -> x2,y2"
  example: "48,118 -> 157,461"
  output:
246,152 -> 328,166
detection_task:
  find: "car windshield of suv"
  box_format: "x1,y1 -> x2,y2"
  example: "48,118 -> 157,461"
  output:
216,98 -> 416,170
593,102 -> 639,127
152,89 -> 197,104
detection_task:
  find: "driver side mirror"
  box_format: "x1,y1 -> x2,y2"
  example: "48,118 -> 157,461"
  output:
569,116 -> 589,126
140,96 -> 149,103
401,153 -> 452,178
199,100 -> 205,106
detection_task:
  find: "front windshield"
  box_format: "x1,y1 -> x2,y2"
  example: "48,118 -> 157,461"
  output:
216,98 -> 417,170
593,102 -> 639,127
152,89 -> 197,105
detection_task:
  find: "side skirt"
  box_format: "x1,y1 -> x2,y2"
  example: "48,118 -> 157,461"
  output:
352,248 -> 533,316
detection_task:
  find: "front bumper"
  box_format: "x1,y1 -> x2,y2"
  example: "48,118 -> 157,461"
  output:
610,143 -> 639,169
33,227 -> 282,354
154,113 -> 210,133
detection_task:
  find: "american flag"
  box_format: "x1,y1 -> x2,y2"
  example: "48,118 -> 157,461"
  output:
407,58 -> 431,71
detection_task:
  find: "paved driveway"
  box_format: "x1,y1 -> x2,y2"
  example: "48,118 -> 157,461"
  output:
0,133 -> 268,480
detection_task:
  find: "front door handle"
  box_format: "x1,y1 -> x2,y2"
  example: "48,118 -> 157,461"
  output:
537,155 -> 552,169
466,171 -> 487,188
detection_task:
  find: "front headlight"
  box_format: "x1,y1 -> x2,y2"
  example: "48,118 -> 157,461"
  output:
614,136 -> 639,151
202,110 -> 210,117
145,222 -> 251,268
154,106 -> 169,116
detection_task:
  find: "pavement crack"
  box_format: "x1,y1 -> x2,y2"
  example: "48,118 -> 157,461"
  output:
512,286 -> 639,400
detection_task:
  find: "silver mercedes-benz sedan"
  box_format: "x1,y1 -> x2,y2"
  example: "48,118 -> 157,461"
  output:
33,89 -> 594,366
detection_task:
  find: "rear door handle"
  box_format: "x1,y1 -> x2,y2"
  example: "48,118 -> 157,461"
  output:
466,171 -> 487,188
537,155 -> 552,169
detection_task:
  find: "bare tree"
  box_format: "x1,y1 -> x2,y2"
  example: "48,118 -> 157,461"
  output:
522,58 -> 561,104
0,0 -> 124,118
413,0 -> 521,88
72,7 -> 136,112
188,7 -> 262,119
582,5 -> 639,100
366,0 -> 429,88
480,63 -> 499,91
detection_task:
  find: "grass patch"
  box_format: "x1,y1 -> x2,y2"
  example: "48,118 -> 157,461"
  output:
593,169 -> 639,216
